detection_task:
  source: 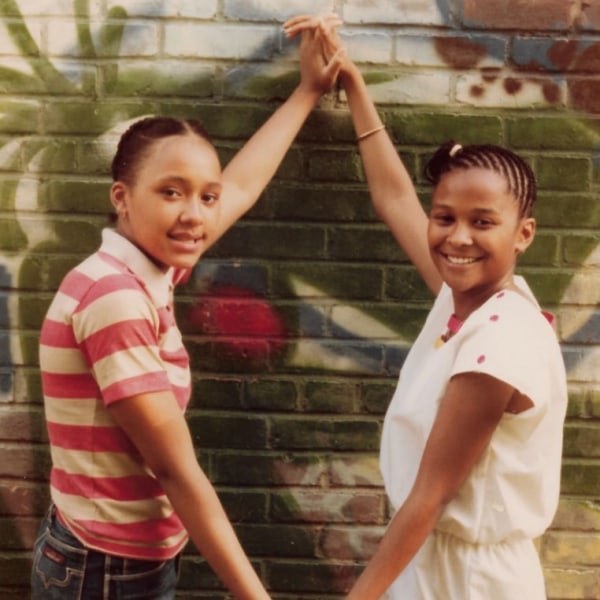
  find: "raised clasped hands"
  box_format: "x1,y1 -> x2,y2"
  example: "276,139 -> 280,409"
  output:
284,13 -> 349,94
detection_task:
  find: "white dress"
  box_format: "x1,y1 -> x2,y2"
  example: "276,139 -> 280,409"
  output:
379,277 -> 568,600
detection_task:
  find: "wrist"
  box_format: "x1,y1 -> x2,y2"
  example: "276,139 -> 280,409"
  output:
339,62 -> 361,87
294,82 -> 324,105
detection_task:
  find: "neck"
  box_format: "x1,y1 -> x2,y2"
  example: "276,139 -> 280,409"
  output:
451,276 -> 518,321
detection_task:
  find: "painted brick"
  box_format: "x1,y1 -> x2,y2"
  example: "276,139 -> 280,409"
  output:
544,566 -> 600,599
330,304 -> 429,342
186,378 -> 244,411
456,72 -> 567,108
245,379 -> 298,411
397,33 -> 506,68
361,382 -> 396,414
213,453 -> 326,486
343,0 -> 445,26
219,490 -> 268,523
106,0 -> 218,18
211,223 -> 327,260
327,224 -> 404,261
270,489 -> 384,524
108,61 -> 216,97
329,455 -> 383,487
561,461 -> 600,495
272,262 -> 384,300
386,266 -> 434,302
534,193 -> 600,229
270,416 -> 380,451
319,525 -> 385,560
266,560 -> 360,595
0,100 -> 41,133
563,423 -> 600,458
0,22 -> 43,56
10,0 -> 102,17
164,23 -> 279,60
388,112 -> 503,146
224,0 -> 333,22
538,156 -> 591,192
303,381 -> 358,413
223,64 -> 298,100
462,0 -> 577,31
508,117 -> 600,151
338,31 -> 392,64
552,497 -> 600,531
351,70 -> 452,105
521,233 -> 560,267
307,148 -> 363,182
580,2 -> 600,31
187,414 -> 268,449
46,19 -> 159,58
265,185 -> 378,222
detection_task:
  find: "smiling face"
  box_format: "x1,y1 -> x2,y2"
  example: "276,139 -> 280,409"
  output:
110,133 -> 223,271
428,167 -> 535,316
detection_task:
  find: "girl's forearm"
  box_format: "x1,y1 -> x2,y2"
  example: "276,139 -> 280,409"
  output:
160,463 -> 271,600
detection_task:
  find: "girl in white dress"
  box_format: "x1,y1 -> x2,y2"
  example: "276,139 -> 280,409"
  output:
285,16 -> 568,600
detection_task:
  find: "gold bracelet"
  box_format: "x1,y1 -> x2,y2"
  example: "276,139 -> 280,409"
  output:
356,124 -> 385,142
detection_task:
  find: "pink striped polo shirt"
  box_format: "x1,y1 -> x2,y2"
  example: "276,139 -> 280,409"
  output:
39,228 -> 191,559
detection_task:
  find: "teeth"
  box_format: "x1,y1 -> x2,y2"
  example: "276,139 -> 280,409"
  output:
447,255 -> 477,265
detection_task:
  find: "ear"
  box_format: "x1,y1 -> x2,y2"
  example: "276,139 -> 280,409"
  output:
110,181 -> 128,218
515,217 -> 536,254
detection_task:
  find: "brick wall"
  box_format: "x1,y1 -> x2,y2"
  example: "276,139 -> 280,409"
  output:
1,0 -> 599,598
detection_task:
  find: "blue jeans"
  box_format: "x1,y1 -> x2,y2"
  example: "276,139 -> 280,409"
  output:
31,505 -> 180,599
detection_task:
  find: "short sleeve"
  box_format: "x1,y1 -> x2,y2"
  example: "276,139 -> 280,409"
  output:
72,275 -> 172,404
450,293 -> 553,407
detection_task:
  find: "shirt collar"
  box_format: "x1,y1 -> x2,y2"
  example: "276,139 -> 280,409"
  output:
99,228 -> 174,307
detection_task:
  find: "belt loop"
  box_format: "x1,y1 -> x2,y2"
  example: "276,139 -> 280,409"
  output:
103,554 -> 111,600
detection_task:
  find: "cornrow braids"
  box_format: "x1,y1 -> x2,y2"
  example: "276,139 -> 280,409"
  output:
424,140 -> 537,217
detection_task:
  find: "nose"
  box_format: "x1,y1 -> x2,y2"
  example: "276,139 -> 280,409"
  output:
446,221 -> 472,246
179,197 -> 203,223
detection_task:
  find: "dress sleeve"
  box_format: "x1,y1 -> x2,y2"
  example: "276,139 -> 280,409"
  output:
450,293 -> 551,407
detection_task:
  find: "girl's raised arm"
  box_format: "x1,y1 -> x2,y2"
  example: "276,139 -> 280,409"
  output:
285,16 -> 442,295
215,19 -> 343,239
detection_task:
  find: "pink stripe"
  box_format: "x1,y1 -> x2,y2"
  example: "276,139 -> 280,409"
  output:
40,320 -> 77,348
77,513 -> 185,543
97,251 -> 130,273
47,422 -> 135,453
160,346 -> 189,366
51,469 -> 163,500
42,372 -> 98,398
82,319 -> 158,364
101,372 -> 172,404
59,270 -> 95,300
75,273 -> 142,313
60,509 -> 187,559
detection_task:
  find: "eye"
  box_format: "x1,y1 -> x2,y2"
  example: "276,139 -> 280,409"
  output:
201,192 -> 220,204
162,187 -> 182,198
473,218 -> 494,228
431,213 -> 454,225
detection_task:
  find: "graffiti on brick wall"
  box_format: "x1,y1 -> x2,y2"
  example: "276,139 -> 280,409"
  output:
0,0 -> 599,588
2,0 -> 599,386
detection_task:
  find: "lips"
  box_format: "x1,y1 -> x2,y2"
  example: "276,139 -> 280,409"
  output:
169,232 -> 203,244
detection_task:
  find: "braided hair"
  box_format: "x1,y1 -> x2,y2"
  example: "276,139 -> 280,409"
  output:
111,116 -> 214,186
424,141 -> 536,218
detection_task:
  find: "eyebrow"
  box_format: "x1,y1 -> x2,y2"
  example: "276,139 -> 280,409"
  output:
431,203 -> 500,215
157,175 -> 222,190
